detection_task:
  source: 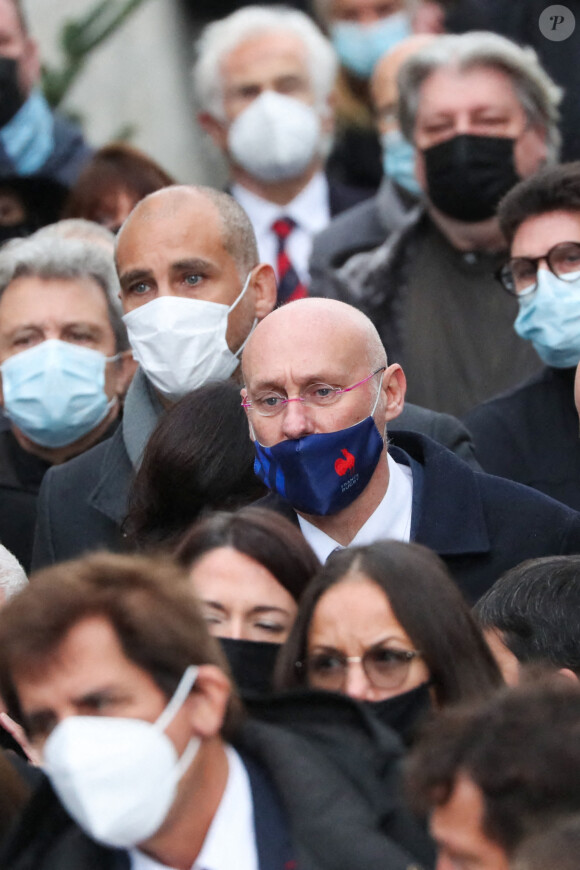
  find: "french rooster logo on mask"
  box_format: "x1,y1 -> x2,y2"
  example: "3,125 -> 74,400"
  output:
334,448 -> 355,476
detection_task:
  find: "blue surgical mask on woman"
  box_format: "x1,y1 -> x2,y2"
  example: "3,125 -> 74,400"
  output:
514,268 -> 580,368
381,129 -> 421,195
330,12 -> 411,79
1,339 -> 117,448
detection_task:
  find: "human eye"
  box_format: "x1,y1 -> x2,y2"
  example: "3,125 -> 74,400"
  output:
255,392 -> 285,411
308,651 -> 344,674
254,619 -> 286,635
305,383 -> 338,405
183,273 -> 202,287
554,244 -> 580,274
370,647 -> 414,671
12,330 -> 40,349
126,280 -> 151,296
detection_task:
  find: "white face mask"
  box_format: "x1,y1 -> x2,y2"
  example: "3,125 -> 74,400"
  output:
42,666 -> 199,850
122,273 -> 253,401
228,91 -> 322,183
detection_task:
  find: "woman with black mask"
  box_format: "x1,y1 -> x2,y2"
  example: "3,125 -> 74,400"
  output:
275,540 -> 502,744
174,508 -> 320,694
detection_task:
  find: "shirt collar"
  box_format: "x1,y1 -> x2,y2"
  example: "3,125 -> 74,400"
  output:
298,453 -> 413,563
231,171 -> 330,238
129,747 -> 257,870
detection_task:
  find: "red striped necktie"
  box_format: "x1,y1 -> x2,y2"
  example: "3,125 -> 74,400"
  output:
271,217 -> 308,305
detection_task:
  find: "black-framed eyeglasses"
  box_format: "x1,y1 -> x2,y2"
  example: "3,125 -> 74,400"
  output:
297,644 -> 423,692
496,241 -> 580,297
242,367 -> 386,418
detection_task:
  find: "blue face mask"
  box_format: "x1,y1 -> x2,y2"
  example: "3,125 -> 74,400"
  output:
381,129 -> 421,195
514,268 -> 580,368
253,410 -> 384,517
330,12 -> 412,79
1,339 -> 116,448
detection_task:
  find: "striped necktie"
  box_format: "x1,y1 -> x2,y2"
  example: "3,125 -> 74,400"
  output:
271,216 -> 308,305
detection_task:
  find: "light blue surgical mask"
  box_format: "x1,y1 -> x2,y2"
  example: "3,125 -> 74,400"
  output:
381,128 -> 421,195
0,339 -> 117,448
0,89 -> 55,175
514,268 -> 580,368
330,12 -> 412,79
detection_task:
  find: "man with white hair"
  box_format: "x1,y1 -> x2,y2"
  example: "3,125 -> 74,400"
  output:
0,235 -> 133,569
193,5 -> 368,299
312,32 -> 561,417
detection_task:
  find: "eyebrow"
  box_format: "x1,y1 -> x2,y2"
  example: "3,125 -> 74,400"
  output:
170,258 -> 216,275
249,373 -> 343,393
203,601 -> 291,616
119,268 -> 153,291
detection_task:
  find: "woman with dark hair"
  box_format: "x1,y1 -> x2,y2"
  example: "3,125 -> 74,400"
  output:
275,540 -> 502,740
63,142 -> 174,233
125,381 -> 266,551
175,507 -> 320,692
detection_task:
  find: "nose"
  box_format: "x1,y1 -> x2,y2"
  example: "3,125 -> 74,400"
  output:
281,398 -> 316,440
343,660 -> 374,701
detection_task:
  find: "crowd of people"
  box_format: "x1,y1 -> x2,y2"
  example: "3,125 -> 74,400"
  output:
1,0 -> 580,868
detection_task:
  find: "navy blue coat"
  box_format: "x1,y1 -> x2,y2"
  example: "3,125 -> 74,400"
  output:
261,431 -> 580,603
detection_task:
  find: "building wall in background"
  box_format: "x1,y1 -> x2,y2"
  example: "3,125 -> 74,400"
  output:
25,0 -> 227,186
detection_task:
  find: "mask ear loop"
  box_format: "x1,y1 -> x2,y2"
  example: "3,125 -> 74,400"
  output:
227,271 -> 258,360
371,369 -> 385,416
155,665 -> 199,733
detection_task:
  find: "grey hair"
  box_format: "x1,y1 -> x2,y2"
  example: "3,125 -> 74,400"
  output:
193,4 -> 338,120
0,236 -> 129,352
32,219 -> 121,314
398,31 -> 563,163
0,545 -> 27,603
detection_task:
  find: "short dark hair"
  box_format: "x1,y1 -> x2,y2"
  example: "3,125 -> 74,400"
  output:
175,506 -> 320,602
406,679 -> 580,855
124,380 -> 266,549
275,540 -> 502,704
498,162 -> 580,247
474,555 -> 580,675
0,551 -> 244,738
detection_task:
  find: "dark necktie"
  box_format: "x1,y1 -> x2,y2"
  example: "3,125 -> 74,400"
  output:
271,217 -> 308,305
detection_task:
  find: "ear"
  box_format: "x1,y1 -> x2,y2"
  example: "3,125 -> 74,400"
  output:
112,350 -> 137,399
382,363 -> 406,423
184,665 -> 232,739
558,667 -> 579,683
198,112 -> 230,152
249,263 -> 277,320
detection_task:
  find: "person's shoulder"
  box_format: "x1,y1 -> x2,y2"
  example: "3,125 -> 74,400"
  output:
45,431 -> 120,484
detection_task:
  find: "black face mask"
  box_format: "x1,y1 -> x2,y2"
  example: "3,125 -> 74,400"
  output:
0,56 -> 26,128
219,637 -> 282,695
364,681 -> 433,746
423,133 -> 520,223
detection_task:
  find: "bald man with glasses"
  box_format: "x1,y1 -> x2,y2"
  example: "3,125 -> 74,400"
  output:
242,297 -> 580,602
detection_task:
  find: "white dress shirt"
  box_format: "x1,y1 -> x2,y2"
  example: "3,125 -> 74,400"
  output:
129,746 -> 258,870
298,454 -> 413,563
231,171 -> 331,285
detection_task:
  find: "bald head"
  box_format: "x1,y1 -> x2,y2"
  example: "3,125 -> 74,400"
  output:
243,298 -> 387,383
371,33 -> 437,127
116,185 -> 258,279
